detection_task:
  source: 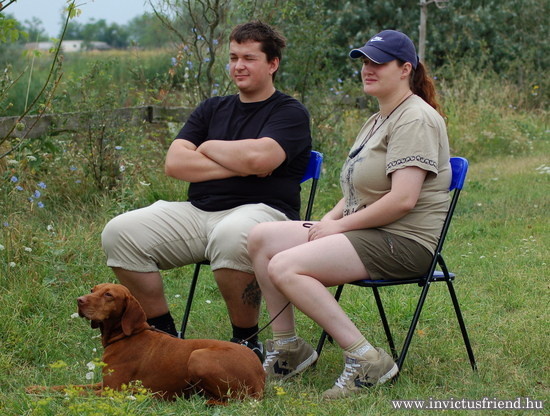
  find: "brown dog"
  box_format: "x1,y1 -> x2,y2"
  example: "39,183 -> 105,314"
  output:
29,283 -> 265,403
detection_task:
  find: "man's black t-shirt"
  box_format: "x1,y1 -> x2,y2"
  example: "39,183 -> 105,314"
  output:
175,91 -> 312,220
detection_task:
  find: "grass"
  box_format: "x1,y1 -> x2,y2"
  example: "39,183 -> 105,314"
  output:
1,72 -> 549,414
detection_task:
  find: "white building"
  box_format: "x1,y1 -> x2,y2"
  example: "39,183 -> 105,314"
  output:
24,40 -> 111,52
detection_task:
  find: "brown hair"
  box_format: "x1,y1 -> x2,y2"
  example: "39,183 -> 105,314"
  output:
230,21 -> 286,79
406,61 -> 444,117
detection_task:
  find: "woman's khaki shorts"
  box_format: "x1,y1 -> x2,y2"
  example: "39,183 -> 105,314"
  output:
344,229 -> 433,280
101,201 -> 288,275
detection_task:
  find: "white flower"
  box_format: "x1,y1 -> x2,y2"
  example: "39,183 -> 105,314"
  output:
174,294 -> 181,298
26,155 -> 37,162
9,262 -> 16,268
206,300 -> 212,304
70,313 -> 79,319
86,361 -> 96,370
47,224 -> 54,232
85,372 -> 94,380
126,395 -> 137,401
119,165 -> 126,172
7,159 -> 19,165
24,247 -> 32,252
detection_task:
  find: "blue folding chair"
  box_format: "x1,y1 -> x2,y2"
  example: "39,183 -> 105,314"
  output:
316,157 -> 477,373
179,150 -> 324,338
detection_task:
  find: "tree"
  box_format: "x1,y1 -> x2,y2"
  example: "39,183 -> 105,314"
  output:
0,0 -> 78,159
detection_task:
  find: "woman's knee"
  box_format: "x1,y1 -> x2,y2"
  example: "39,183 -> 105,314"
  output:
267,250 -> 296,288
247,223 -> 272,257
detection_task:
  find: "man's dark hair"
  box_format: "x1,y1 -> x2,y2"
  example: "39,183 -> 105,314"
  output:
230,20 -> 287,64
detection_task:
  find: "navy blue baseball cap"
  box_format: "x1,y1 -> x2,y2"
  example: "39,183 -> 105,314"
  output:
349,30 -> 419,69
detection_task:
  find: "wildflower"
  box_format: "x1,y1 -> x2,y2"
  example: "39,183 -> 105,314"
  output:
115,146 -> 123,150
37,182 -> 46,189
206,300 -> 212,304
274,386 -> 286,396
3,222 -> 8,227
70,312 -> 79,319
70,166 -> 77,171
49,360 -> 68,369
15,186 -> 23,191
26,155 -> 37,162
34,190 -> 41,198
174,294 -> 181,298
119,165 -> 126,172
86,362 -> 96,371
24,247 -> 32,252
9,262 -> 16,267
47,224 -> 54,232
10,176 -> 18,183
85,372 -> 94,380
7,159 -> 18,165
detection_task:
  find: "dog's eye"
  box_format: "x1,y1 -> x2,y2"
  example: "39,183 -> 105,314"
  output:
104,292 -> 113,298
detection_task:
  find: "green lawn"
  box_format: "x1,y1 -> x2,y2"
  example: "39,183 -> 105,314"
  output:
0,134 -> 548,415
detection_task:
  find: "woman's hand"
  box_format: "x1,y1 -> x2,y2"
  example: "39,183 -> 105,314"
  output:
307,219 -> 344,241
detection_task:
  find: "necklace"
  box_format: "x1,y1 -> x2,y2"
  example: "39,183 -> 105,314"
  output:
348,93 -> 414,159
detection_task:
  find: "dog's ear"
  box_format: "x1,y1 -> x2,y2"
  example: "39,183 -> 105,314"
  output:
121,294 -> 147,336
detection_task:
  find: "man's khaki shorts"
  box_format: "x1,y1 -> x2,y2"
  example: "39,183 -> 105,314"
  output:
344,228 -> 433,280
101,201 -> 289,275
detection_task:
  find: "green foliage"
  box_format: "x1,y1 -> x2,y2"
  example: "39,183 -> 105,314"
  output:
0,12 -> 27,43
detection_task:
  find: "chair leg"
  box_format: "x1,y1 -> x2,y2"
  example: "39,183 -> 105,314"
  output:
446,280 -> 477,371
372,287 -> 398,360
316,285 -> 344,357
396,283 -> 431,370
178,263 -> 202,339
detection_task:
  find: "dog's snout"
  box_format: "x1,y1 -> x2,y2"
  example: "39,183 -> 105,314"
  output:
77,296 -> 87,305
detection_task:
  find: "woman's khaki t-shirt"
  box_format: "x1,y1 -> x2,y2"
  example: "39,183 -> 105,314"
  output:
340,95 -> 451,254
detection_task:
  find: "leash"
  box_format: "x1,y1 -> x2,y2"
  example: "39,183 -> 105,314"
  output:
240,301 -> 291,344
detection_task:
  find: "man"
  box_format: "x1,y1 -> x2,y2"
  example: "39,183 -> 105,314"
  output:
101,21 -> 312,361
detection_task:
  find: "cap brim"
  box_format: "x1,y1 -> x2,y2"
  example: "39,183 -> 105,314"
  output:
349,45 -> 396,64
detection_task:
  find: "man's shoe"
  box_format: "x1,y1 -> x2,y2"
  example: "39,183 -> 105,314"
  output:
231,338 -> 264,363
322,347 -> 398,399
263,337 -> 318,380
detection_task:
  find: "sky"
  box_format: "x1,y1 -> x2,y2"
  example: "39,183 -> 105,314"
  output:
6,0 -> 153,37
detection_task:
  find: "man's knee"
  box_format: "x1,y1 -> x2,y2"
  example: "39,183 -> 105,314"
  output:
101,214 -> 127,254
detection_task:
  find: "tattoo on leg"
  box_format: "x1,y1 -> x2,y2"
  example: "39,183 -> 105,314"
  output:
242,280 -> 262,308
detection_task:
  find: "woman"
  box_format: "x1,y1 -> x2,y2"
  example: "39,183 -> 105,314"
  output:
248,30 -> 451,399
